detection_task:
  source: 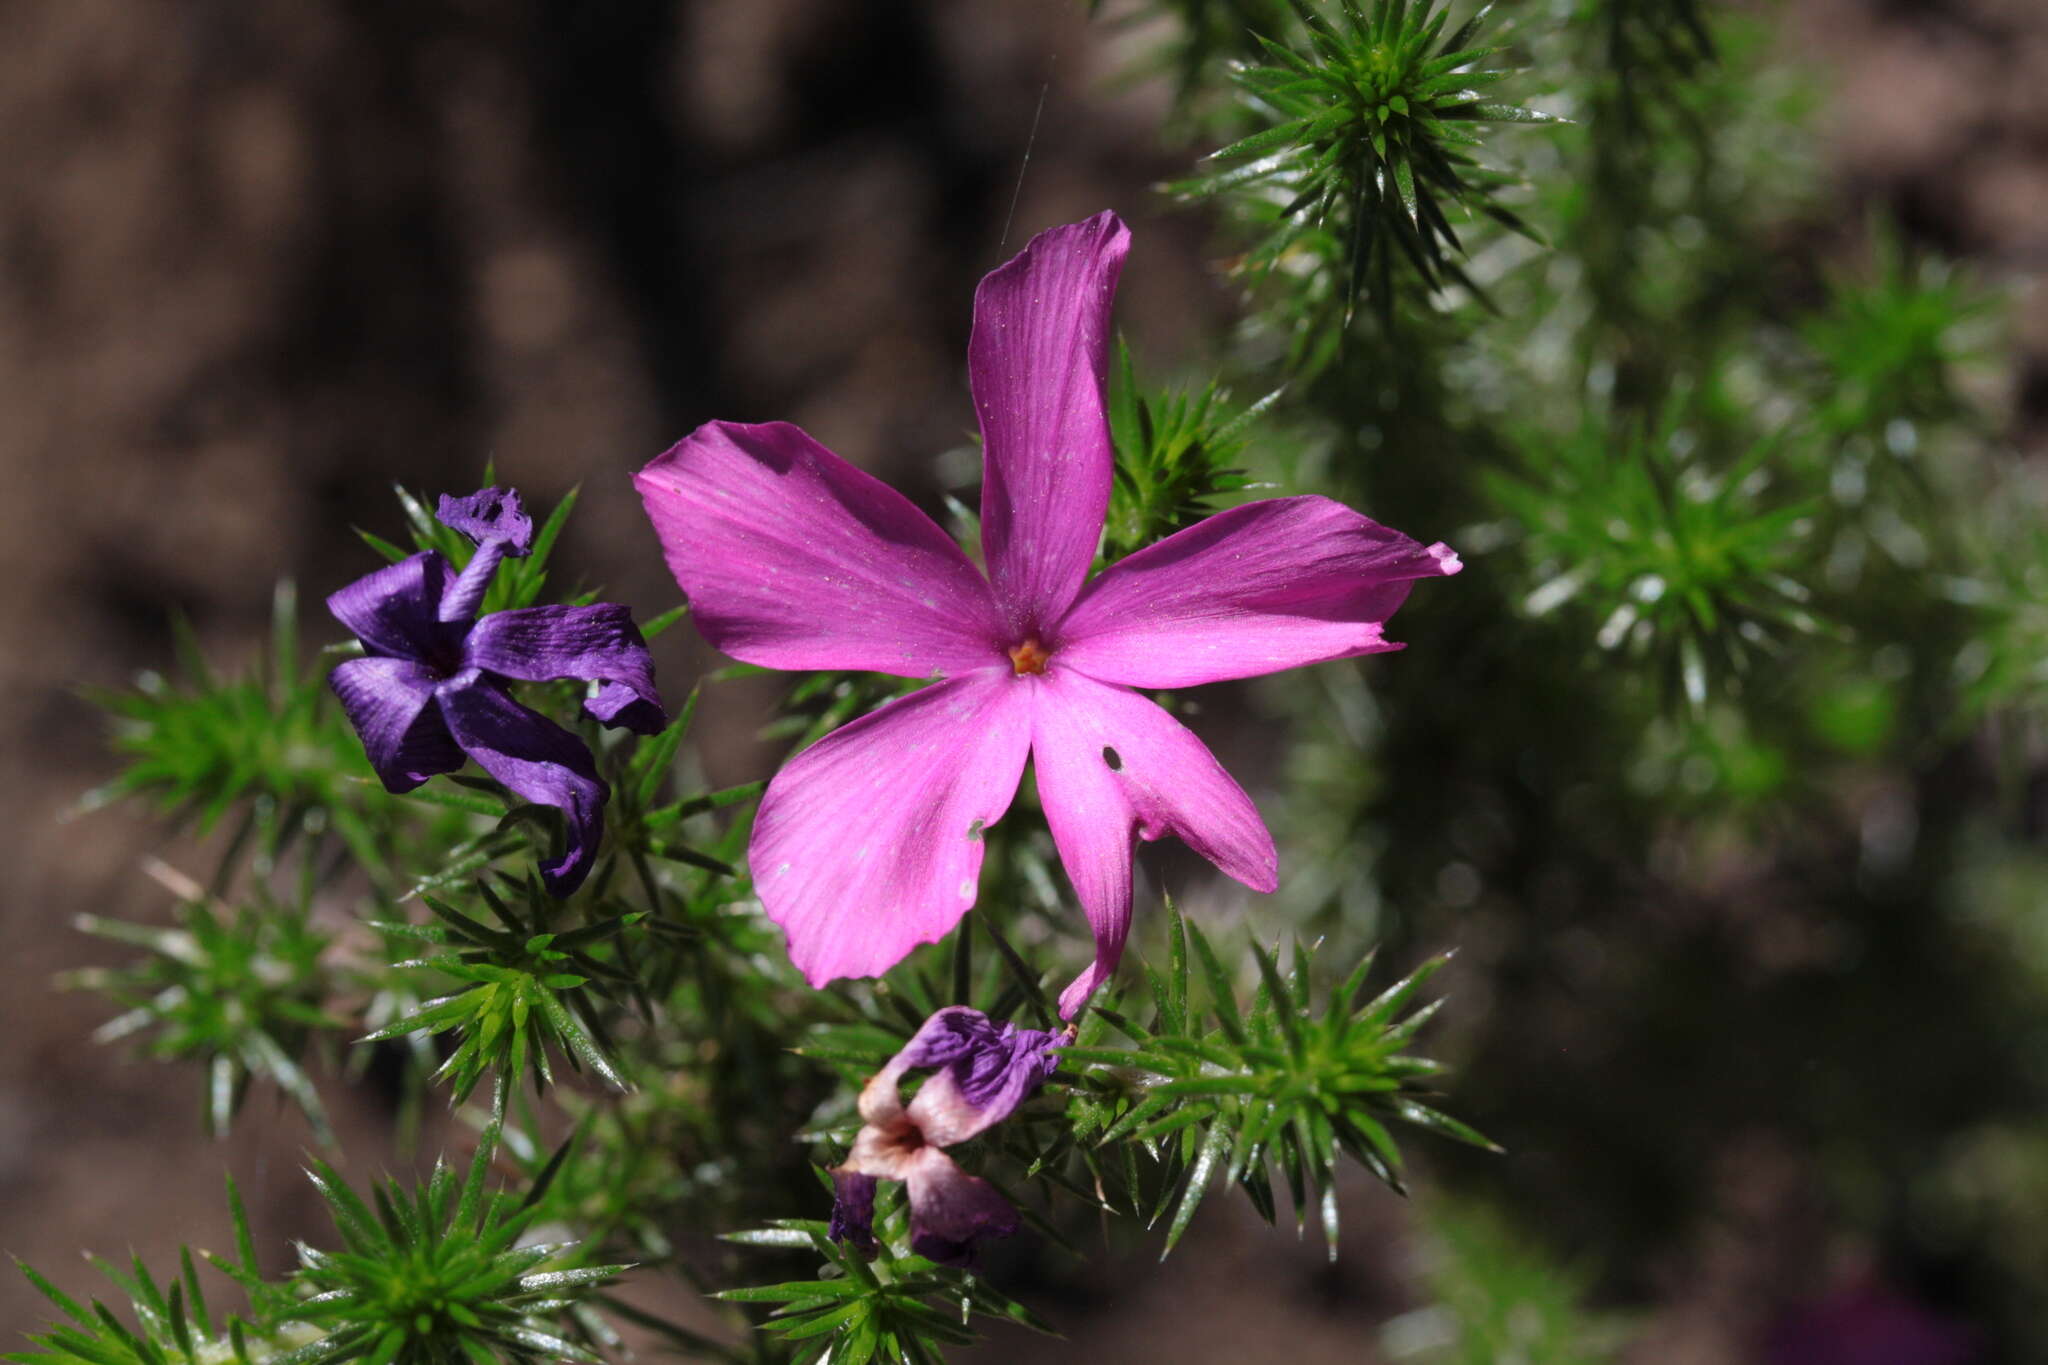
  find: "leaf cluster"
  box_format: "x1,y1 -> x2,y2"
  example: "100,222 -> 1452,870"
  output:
1488,403 -> 1821,709
69,872 -> 339,1141
1060,905 -> 1489,1257
11,1098 -> 621,1365
1183,0 -> 1559,326
83,585 -> 396,880
1383,1200 -> 1627,1363
1102,338 -> 1273,561
365,880 -> 634,1103
9,1230 -> 298,1365
717,1200 -> 1051,1365
1803,225 -> 1991,445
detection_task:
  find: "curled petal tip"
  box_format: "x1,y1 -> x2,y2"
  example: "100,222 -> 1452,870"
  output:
437,487 -> 535,557
1426,541 -> 1463,574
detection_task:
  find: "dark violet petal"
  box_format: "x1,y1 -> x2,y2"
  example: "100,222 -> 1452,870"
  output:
899,1006 -> 1060,1147
634,420 -> 1005,678
904,1148 -> 1019,1269
1030,670 -> 1275,1018
435,489 -> 535,623
752,671 -> 1034,988
438,547 -> 504,625
951,1018 -> 1060,1114
586,680 -> 665,735
436,674 -> 608,896
326,552 -> 460,662
1056,495 -> 1460,688
437,487 -> 535,555
328,656 -> 463,792
971,212 -> 1129,635
828,1171 -> 880,1256
462,604 -> 665,734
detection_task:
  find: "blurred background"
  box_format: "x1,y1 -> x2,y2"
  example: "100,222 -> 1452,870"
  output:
4,0 -> 2047,1361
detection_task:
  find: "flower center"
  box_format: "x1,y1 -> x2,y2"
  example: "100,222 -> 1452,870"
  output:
1008,637 -> 1050,676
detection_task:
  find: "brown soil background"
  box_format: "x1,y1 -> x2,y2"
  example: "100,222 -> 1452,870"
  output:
2,1 -> 2042,1360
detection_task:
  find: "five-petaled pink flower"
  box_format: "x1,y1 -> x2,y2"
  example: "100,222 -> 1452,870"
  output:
635,212 -> 1459,1016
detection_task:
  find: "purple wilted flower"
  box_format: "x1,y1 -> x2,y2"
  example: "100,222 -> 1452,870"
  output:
635,212 -> 1458,1015
1766,1278 -> 1979,1365
829,1006 -> 1060,1267
327,487 -> 665,895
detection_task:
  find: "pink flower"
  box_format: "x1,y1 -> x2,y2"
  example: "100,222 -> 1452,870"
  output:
635,212 -> 1458,1016
829,1006 -> 1060,1267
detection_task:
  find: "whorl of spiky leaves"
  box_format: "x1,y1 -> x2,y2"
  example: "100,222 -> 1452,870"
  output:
290,1119 -> 626,1365
1056,903 -> 1491,1259
364,877 -> 634,1103
9,1186 -> 304,1365
82,584 -> 389,869
1102,338 -> 1274,562
1488,404 -> 1822,710
69,869 -> 339,1143
718,1194 -> 1056,1365
1184,0 -> 1560,321
1396,1200 -> 1629,1362
9,1104 -> 624,1365
1802,225 -> 1991,443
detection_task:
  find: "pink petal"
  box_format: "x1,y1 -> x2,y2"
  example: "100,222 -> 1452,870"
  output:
1030,671 -> 1276,1016
903,1146 -> 1020,1267
971,212 -> 1130,635
635,420 -> 1005,677
1054,495 -> 1462,688
753,671 -> 1034,987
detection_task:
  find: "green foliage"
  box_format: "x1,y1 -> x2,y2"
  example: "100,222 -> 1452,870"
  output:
599,684 -> 761,887
287,1106 -> 625,1365
1183,0 -> 1560,327
1382,1201 -> 1625,1363
8,1222 -> 300,1365
83,584 -> 392,876
1096,0 -> 1291,103
1575,0 -> 1714,120
11,1104 -> 618,1365
718,1199 -> 1053,1365
69,866 -> 339,1142
748,665 -> 929,756
1102,338 -> 1272,561
1803,224 -> 1990,443
1953,496 -> 2048,722
365,880 -> 633,1103
1489,403 -> 1820,708
1061,905 -> 1489,1257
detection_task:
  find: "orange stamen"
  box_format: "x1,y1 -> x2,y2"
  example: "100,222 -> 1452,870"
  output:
1008,637 -> 1050,676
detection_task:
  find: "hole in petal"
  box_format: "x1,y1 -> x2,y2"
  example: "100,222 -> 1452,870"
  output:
1102,746 -> 1123,771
